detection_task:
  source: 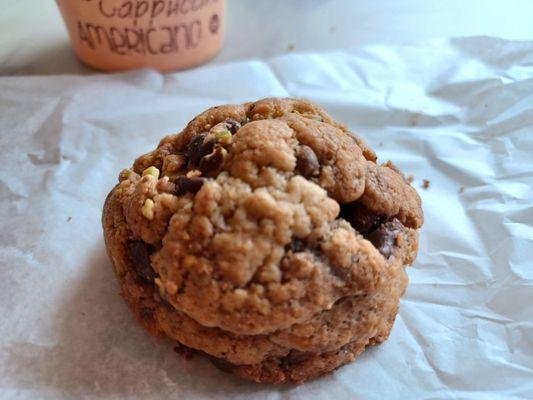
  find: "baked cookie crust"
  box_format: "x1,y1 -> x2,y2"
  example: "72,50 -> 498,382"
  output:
103,98 -> 423,383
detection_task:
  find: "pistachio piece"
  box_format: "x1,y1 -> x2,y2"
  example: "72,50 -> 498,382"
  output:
119,169 -> 138,182
215,130 -> 232,145
141,198 -> 155,220
142,166 -> 160,179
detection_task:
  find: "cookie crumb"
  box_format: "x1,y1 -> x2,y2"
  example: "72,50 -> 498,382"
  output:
422,179 -> 430,189
409,113 -> 421,126
287,44 -> 295,51
407,175 -> 414,184
67,216 -> 72,222
459,186 -> 465,193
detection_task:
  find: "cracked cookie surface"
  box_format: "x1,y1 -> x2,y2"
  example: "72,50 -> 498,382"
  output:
103,98 -> 423,384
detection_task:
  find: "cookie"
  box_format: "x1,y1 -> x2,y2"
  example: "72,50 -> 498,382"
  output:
102,98 -> 423,383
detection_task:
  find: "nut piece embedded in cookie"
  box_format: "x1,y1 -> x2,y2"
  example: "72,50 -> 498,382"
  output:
102,97 -> 423,384
141,198 -> 155,220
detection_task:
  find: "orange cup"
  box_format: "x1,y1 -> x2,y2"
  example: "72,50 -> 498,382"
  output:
56,0 -> 226,72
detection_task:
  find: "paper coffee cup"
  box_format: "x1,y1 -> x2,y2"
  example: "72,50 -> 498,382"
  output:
57,0 -> 226,72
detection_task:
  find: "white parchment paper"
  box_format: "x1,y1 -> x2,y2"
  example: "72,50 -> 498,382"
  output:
0,37 -> 532,400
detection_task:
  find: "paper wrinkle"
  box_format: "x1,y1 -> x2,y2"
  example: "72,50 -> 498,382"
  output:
0,37 -> 532,399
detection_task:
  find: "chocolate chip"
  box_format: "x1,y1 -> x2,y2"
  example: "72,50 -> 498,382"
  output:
187,133 -> 215,165
340,203 -> 405,258
296,145 -> 320,178
208,356 -> 235,373
187,134 -> 206,163
127,241 -> 155,282
340,203 -> 386,235
367,220 -> 404,258
199,147 -> 226,177
225,119 -> 241,134
288,238 -> 306,253
175,176 -> 205,195
282,351 -> 312,367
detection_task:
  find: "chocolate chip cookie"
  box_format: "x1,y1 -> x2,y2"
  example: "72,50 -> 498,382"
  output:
102,98 -> 423,383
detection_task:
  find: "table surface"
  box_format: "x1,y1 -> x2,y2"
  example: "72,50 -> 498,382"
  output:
1,0 -> 532,76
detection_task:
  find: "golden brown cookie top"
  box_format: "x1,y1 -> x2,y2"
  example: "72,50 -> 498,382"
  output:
112,98 -> 423,335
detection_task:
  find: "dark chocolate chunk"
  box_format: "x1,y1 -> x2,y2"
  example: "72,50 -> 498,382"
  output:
282,351 -> 312,367
187,133 -> 215,165
208,356 -> 235,373
225,118 -> 241,134
367,219 -> 404,258
296,145 -> 320,178
175,176 -> 206,195
199,147 -> 225,177
127,240 -> 155,282
288,238 -> 306,253
340,203 -> 386,235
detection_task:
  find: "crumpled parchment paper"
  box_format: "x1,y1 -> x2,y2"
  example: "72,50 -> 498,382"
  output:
0,37 -> 532,399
